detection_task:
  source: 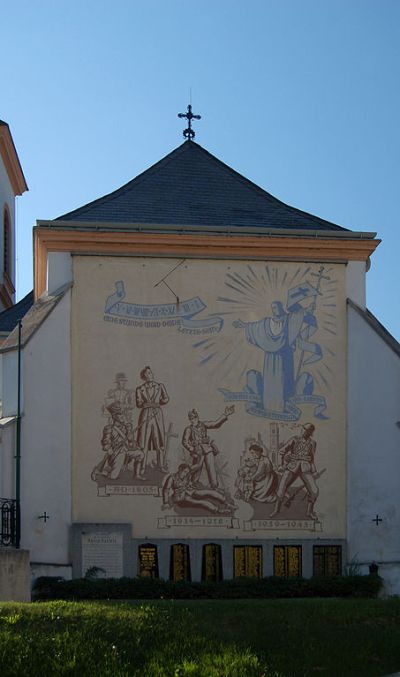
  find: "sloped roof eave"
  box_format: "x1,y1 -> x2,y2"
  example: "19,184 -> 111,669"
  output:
36,219 -> 377,240
0,120 -> 28,195
0,284 -> 71,354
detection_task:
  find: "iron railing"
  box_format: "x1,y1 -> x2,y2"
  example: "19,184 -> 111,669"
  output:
0,498 -> 18,547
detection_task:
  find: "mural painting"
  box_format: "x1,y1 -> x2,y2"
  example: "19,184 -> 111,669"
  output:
135,366 -> 170,472
91,367 -> 177,497
234,422 -> 325,532
217,266 -> 332,421
73,257 -> 345,539
159,405 -> 238,528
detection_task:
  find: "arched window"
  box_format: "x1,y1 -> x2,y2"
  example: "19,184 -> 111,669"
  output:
3,206 -> 11,277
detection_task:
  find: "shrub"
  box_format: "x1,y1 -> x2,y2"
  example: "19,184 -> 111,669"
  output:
32,573 -> 382,601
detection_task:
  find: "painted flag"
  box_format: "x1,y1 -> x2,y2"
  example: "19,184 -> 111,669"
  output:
287,282 -> 319,309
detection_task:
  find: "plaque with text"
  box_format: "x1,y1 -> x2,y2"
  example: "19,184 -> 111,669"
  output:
138,544 -> 159,578
274,545 -> 302,578
313,545 -> 342,576
234,545 -> 263,578
81,531 -> 123,578
202,543 -> 223,582
170,543 -> 191,582
234,545 -> 246,578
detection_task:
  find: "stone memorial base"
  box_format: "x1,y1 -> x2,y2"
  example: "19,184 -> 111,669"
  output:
0,549 -> 31,602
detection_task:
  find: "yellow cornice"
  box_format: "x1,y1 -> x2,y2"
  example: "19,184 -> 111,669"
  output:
33,226 -> 380,299
0,124 -> 28,196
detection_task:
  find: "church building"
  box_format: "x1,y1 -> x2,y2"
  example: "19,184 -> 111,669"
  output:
0,120 -> 27,311
1,112 -> 399,592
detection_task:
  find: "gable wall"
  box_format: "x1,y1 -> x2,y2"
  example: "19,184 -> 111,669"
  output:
20,290 -> 72,571
71,255 -> 347,544
347,304 -> 400,592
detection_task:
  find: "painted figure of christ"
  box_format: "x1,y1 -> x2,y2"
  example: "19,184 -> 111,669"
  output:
233,301 -> 307,415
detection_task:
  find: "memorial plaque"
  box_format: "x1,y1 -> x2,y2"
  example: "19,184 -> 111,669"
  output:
234,546 -> 246,578
82,531 -> 123,578
273,545 -> 286,577
274,545 -> 302,578
313,545 -> 342,576
247,545 -> 263,578
170,543 -> 191,582
234,545 -> 263,578
138,544 -> 159,578
202,543 -> 223,582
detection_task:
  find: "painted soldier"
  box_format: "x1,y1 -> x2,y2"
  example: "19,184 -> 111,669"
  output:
103,372 -> 135,424
182,405 -> 234,489
135,366 -> 169,471
92,401 -> 144,481
270,423 -> 319,519
162,463 -> 233,515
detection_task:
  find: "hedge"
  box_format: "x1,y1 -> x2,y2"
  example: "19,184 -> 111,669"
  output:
32,574 -> 382,601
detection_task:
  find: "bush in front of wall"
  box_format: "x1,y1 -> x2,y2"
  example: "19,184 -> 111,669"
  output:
32,573 -> 383,601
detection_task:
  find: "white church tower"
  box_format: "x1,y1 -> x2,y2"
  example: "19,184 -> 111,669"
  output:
0,121 -> 28,310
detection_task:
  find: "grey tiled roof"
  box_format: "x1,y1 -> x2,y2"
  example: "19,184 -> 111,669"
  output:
0,286 -> 70,352
0,292 -> 34,333
56,141 -> 347,231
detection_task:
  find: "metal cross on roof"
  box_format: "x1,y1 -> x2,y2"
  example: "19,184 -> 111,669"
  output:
178,104 -> 201,141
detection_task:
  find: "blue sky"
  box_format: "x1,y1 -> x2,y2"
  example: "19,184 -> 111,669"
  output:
2,0 -> 399,339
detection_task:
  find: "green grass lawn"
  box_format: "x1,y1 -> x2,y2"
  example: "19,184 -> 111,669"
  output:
0,598 -> 399,676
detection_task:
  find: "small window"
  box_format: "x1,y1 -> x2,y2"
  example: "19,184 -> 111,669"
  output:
233,545 -> 263,578
3,206 -> 11,276
274,545 -> 302,577
313,546 -> 342,576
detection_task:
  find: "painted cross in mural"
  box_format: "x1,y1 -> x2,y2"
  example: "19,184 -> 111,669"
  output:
218,265 -> 333,421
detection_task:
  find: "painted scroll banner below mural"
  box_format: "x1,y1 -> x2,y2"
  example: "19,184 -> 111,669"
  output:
158,516 -> 240,529
244,519 -> 322,532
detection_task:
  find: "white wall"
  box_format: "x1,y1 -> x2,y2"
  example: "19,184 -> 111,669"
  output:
47,252 -> 73,295
20,290 -> 72,573
0,422 -> 16,499
2,350 -> 19,418
346,261 -> 366,309
347,303 -> 400,594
